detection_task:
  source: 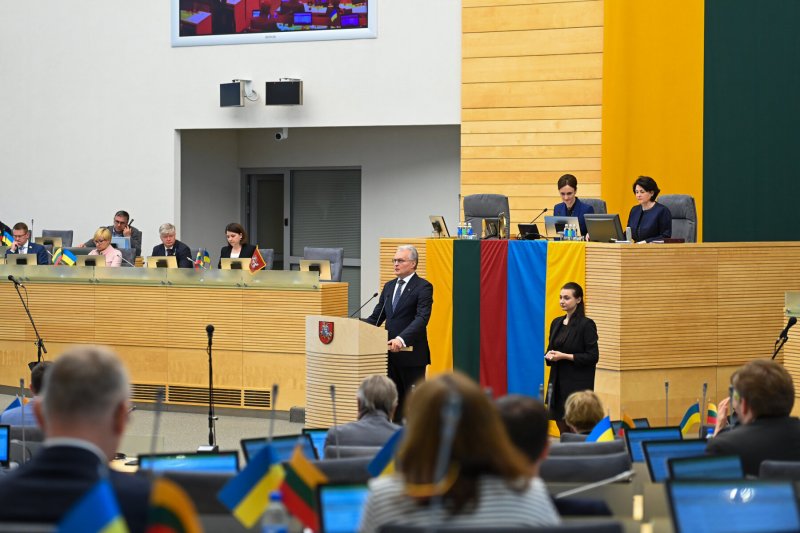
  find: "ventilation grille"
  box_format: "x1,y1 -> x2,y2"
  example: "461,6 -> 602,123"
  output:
168,386 -> 242,407
131,383 -> 167,402
244,389 -> 271,408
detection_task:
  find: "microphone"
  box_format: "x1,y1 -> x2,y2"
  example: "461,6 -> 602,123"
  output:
778,317 -> 797,341
268,384 -> 279,442
145,389 -> 166,474
529,207 -> 549,223
664,380 -> 670,425
7,275 -> 23,287
120,254 -> 136,267
206,324 -> 214,346
198,324 -> 219,452
350,292 -> 379,318
554,470 -> 635,499
330,385 -> 341,459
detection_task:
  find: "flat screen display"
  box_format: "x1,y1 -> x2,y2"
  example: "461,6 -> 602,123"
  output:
317,484 -> 370,533
624,427 -> 682,463
668,455 -> 744,480
303,428 -> 329,460
138,451 -> 239,474
242,434 -> 317,462
643,439 -> 708,482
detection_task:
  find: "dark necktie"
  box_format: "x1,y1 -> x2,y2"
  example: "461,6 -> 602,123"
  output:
392,279 -> 405,309
167,248 -> 174,256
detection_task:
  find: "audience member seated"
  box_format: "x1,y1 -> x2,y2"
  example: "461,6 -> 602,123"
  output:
324,375 -> 400,457
5,222 -> 49,265
359,372 -> 560,533
564,390 -> 604,435
0,345 -> 150,531
707,359 -> 800,476
88,227 -> 123,267
0,362 -> 51,428
83,210 -> 143,256
151,223 -> 194,268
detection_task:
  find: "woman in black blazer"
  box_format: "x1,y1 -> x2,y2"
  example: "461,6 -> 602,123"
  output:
545,282 -> 600,425
218,222 -> 257,268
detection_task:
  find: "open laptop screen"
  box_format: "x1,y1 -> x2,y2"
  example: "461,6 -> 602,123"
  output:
668,455 -> 744,480
302,428 -> 329,460
317,483 -> 370,533
138,451 -> 239,474
643,439 -> 708,482
241,434 -> 317,463
0,425 -> 9,467
667,480 -> 800,533
624,427 -> 682,463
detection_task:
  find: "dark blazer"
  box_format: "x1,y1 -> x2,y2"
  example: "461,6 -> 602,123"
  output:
365,273 -> 434,368
5,242 -> 49,265
626,202 -> 672,242
218,243 -> 257,269
553,198 -> 595,236
323,411 -> 400,455
0,445 -> 151,532
706,416 -> 800,476
545,314 -> 599,420
151,239 -> 194,268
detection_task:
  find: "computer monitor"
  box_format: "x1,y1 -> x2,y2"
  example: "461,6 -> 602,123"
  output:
300,259 -> 332,281
146,256 -> 178,269
624,426 -> 682,463
544,215 -> 581,238
294,12 -> 312,25
111,236 -> 130,249
220,258 -> 252,270
341,14 -> 360,27
667,480 -> 800,533
316,483 -> 370,533
75,255 -> 106,267
429,215 -> 449,238
634,417 -> 650,428
668,455 -> 744,481
303,428 -> 329,460
35,236 -> 62,248
252,9 -> 261,17
8,254 -> 38,266
241,434 -> 318,463
584,214 -> 626,243
643,439 -> 709,482
138,451 -> 239,474
0,425 -> 9,467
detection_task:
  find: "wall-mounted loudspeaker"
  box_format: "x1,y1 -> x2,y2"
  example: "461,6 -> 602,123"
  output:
265,80 -> 303,106
220,81 -> 244,107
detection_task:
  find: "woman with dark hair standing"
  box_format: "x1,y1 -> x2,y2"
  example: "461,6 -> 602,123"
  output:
218,222 -> 257,268
627,176 -> 672,242
553,173 -> 594,236
545,282 -> 599,427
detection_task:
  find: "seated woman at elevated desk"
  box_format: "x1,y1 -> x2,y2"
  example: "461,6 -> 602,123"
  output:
88,228 -> 122,267
218,222 -> 256,268
627,176 -> 672,242
553,173 -> 594,236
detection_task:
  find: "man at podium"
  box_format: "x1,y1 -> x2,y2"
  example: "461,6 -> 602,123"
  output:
365,245 -> 433,422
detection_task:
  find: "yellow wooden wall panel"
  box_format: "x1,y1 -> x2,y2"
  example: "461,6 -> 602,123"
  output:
465,0 -> 591,7
464,1 -> 603,33
462,145 -> 601,159
378,239 -> 428,288
463,105 -> 602,122
462,119 -> 602,135
462,170 -> 602,185
463,27 -> 603,58
464,53 -> 602,84
463,80 -> 603,109
462,157 -> 601,173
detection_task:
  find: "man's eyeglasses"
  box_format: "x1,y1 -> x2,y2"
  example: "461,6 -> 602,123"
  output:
392,259 -> 411,264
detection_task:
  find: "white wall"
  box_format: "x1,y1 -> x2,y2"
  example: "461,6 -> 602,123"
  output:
182,126 -> 461,298
0,1 -> 460,255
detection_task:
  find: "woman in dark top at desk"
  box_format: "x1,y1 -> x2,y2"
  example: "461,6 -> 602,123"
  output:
545,282 -> 599,429
553,173 -> 594,236
218,222 -> 257,268
627,176 -> 672,242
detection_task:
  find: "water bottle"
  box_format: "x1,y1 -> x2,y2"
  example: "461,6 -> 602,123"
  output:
566,224 -> 573,241
457,222 -> 463,239
262,492 -> 289,533
466,222 -> 473,239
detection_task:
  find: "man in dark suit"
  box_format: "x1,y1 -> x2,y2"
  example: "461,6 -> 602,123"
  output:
365,245 -> 433,422
324,375 -> 400,456
707,359 -> 800,476
0,345 -> 151,532
5,222 -> 49,265
151,222 -> 194,268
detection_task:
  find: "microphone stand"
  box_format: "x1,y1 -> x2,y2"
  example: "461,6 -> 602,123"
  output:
8,277 -> 48,370
198,327 -> 219,453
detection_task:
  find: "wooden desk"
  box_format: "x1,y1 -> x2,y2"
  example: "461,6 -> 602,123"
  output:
0,266 -> 347,411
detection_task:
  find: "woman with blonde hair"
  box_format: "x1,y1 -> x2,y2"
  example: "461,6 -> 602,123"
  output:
564,390 -> 605,434
359,372 -> 559,532
88,227 -> 122,267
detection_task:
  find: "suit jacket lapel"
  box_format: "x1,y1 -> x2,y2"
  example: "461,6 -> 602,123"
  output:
394,274 -> 418,311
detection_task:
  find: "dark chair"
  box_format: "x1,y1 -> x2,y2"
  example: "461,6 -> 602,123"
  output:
658,194 -> 697,243
42,229 -> 73,248
540,452 -> 632,483
259,248 -> 274,270
759,460 -> 800,480
303,247 -> 344,282
312,456 -> 372,484
582,198 -> 607,215
549,440 -> 626,456
10,426 -> 44,443
560,433 -> 589,442
463,193 -> 511,239
63,246 -> 93,257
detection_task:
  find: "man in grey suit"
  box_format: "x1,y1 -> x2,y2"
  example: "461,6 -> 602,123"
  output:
324,375 -> 400,457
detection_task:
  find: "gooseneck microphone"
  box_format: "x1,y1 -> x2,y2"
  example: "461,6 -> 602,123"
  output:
330,385 -> 341,459
529,207 -> 549,223
350,292 -> 379,318
778,317 -> 797,341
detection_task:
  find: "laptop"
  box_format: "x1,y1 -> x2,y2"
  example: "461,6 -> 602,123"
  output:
624,426 -> 682,463
544,215 -> 580,238
111,236 -> 130,249
316,483 -> 370,533
241,434 -> 318,463
643,439 -> 708,482
294,12 -> 312,25
137,451 -> 239,474
667,480 -> 800,533
0,425 -> 9,468
517,223 -> 541,239
668,455 -> 744,480
302,428 -> 329,460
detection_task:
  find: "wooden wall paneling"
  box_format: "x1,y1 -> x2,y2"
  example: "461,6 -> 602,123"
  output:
379,238 -> 427,287
463,27 -> 604,59
243,351 -> 305,411
463,105 -> 602,122
167,287 -> 243,351
115,345 -> 169,385
168,348 -> 242,389
320,283 -> 349,317
242,290 -> 322,355
463,54 -> 603,84
463,1 -> 603,33
94,285 -> 166,347
25,284 -> 96,345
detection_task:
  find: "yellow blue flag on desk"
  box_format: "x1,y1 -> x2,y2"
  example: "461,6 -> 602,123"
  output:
367,428 -> 404,478
1,230 -> 12,247
218,443 -> 285,528
680,403 -> 701,436
586,416 -> 614,442
57,478 -> 129,533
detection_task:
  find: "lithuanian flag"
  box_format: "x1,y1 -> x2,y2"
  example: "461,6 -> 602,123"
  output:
706,403 -> 718,425
280,443 -> 328,531
145,477 -> 202,533
618,412 -> 636,437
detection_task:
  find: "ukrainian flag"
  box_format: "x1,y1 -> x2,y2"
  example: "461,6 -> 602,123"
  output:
3,397 -> 21,413
367,428 -> 404,478
61,249 -> 77,266
1,231 -> 12,247
57,478 -> 129,533
586,416 -> 614,442
218,444 -> 285,528
547,420 -> 561,439
679,403 -> 701,436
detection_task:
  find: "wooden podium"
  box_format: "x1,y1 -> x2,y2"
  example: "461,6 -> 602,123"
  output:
305,315 -> 388,428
